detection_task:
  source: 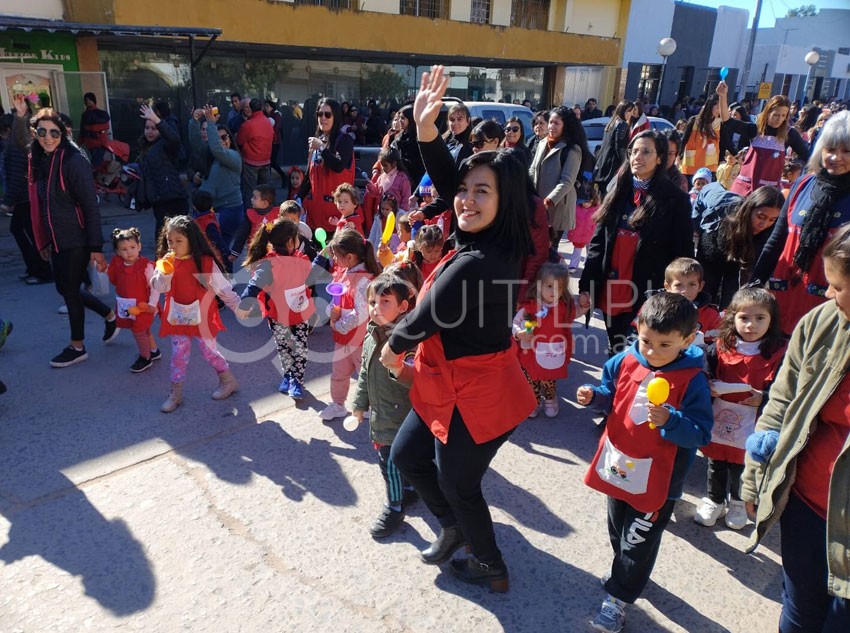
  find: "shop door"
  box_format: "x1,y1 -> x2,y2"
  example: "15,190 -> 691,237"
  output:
1,63 -> 64,113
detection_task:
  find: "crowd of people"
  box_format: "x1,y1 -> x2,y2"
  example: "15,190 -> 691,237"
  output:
1,66 -> 849,633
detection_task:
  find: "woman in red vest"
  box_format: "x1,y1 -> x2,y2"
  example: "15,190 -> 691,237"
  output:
299,98 -> 355,237
382,66 -> 536,593
721,93 -> 810,197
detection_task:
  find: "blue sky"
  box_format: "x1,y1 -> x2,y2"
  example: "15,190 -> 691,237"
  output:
686,0 -> 849,28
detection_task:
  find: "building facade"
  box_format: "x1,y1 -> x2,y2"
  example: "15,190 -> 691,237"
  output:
743,9 -> 850,104
3,0 -> 636,150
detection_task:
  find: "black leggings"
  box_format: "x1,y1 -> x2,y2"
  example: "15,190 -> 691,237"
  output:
52,247 -> 111,341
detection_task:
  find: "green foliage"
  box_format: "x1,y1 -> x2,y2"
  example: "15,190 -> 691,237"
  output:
786,4 -> 818,17
360,66 -> 407,102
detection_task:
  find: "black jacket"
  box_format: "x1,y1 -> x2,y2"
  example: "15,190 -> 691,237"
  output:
579,176 -> 693,309
138,121 -> 186,208
593,120 -> 629,186
2,142 -> 27,207
34,147 -> 104,252
697,223 -> 770,308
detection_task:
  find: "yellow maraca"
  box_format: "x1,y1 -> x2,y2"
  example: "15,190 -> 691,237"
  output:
646,377 -> 670,429
155,254 -> 174,275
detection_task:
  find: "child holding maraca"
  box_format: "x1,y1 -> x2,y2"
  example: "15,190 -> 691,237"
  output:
312,227 -> 383,421
576,292 -> 713,633
151,216 -> 242,413
106,227 -> 161,373
513,262 -> 590,418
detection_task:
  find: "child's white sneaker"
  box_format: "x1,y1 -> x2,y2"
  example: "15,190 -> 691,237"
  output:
725,499 -> 748,530
543,398 -> 559,418
694,497 -> 727,526
528,401 -> 541,419
591,596 -> 626,632
319,402 -> 349,421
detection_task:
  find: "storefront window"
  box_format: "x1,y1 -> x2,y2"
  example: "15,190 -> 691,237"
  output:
98,47 -> 545,157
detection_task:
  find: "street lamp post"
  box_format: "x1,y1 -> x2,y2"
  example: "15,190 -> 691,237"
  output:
805,50 -> 820,103
657,37 -> 677,110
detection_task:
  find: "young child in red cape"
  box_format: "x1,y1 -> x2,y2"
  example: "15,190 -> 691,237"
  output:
107,227 -> 161,372
513,262 -> 589,418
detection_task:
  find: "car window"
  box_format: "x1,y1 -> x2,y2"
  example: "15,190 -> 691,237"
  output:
583,124 -> 605,141
480,110 -> 507,126
650,120 -> 673,132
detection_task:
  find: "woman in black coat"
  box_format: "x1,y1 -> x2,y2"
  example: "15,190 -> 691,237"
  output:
592,100 -> 635,190
579,129 -> 693,354
391,105 -> 426,188
137,104 -> 188,241
11,95 -> 115,368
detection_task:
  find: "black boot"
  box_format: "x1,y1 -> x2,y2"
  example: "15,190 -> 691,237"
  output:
450,556 -> 509,593
420,526 -> 467,565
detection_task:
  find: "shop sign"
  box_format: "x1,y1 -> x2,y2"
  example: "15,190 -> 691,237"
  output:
0,48 -> 72,62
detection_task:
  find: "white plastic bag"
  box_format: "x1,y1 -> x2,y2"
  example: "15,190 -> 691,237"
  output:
88,260 -> 111,297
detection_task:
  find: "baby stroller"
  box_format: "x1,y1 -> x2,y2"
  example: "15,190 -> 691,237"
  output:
93,139 -> 140,208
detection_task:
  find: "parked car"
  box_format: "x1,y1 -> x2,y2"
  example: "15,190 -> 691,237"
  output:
582,116 -> 674,157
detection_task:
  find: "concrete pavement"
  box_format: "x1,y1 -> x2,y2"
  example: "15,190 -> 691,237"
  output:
0,200 -> 782,632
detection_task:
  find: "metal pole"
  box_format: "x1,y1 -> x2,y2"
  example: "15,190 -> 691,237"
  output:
189,35 -> 198,107
658,56 -> 668,107
738,0 -> 763,101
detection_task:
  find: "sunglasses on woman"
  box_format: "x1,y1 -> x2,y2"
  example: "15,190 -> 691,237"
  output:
471,139 -> 492,149
504,126 -> 520,133
36,127 -> 62,139
316,110 -> 333,119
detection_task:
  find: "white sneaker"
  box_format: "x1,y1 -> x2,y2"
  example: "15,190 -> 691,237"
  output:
543,398 -> 559,418
319,402 -> 349,421
528,402 -> 541,419
694,497 -> 727,526
725,499 -> 748,530
58,304 -> 68,315
591,597 -> 626,632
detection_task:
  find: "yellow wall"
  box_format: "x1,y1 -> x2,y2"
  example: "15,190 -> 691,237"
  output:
81,0 -> 621,66
564,0 -> 620,36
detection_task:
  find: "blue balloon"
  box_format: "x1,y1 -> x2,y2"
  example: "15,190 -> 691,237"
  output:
720,67 -> 729,81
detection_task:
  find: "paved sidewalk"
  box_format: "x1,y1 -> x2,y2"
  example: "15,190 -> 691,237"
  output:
0,202 -> 782,632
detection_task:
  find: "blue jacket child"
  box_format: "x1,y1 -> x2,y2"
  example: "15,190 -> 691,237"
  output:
577,292 -> 714,629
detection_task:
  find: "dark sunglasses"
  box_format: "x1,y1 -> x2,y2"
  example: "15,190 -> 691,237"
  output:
316,110 -> 333,119
504,126 -> 520,133
470,139 -> 491,149
36,127 -> 62,139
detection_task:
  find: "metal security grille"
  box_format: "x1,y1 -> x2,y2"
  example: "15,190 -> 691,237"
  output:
294,0 -> 352,9
470,0 -> 491,24
400,0 -> 448,20
511,0 -> 550,30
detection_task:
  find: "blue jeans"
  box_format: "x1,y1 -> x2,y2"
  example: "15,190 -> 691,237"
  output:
216,203 -> 244,252
779,493 -> 850,633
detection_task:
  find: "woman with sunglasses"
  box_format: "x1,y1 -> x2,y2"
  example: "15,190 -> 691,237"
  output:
10,94 -> 115,368
501,116 -> 531,167
137,104 -> 188,243
300,98 -> 355,236
529,105 -> 592,249
579,130 -> 693,355
383,65 -> 535,592
189,105 -> 243,251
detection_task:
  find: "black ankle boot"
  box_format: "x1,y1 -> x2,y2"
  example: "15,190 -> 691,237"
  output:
420,526 -> 467,565
450,556 -> 509,593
